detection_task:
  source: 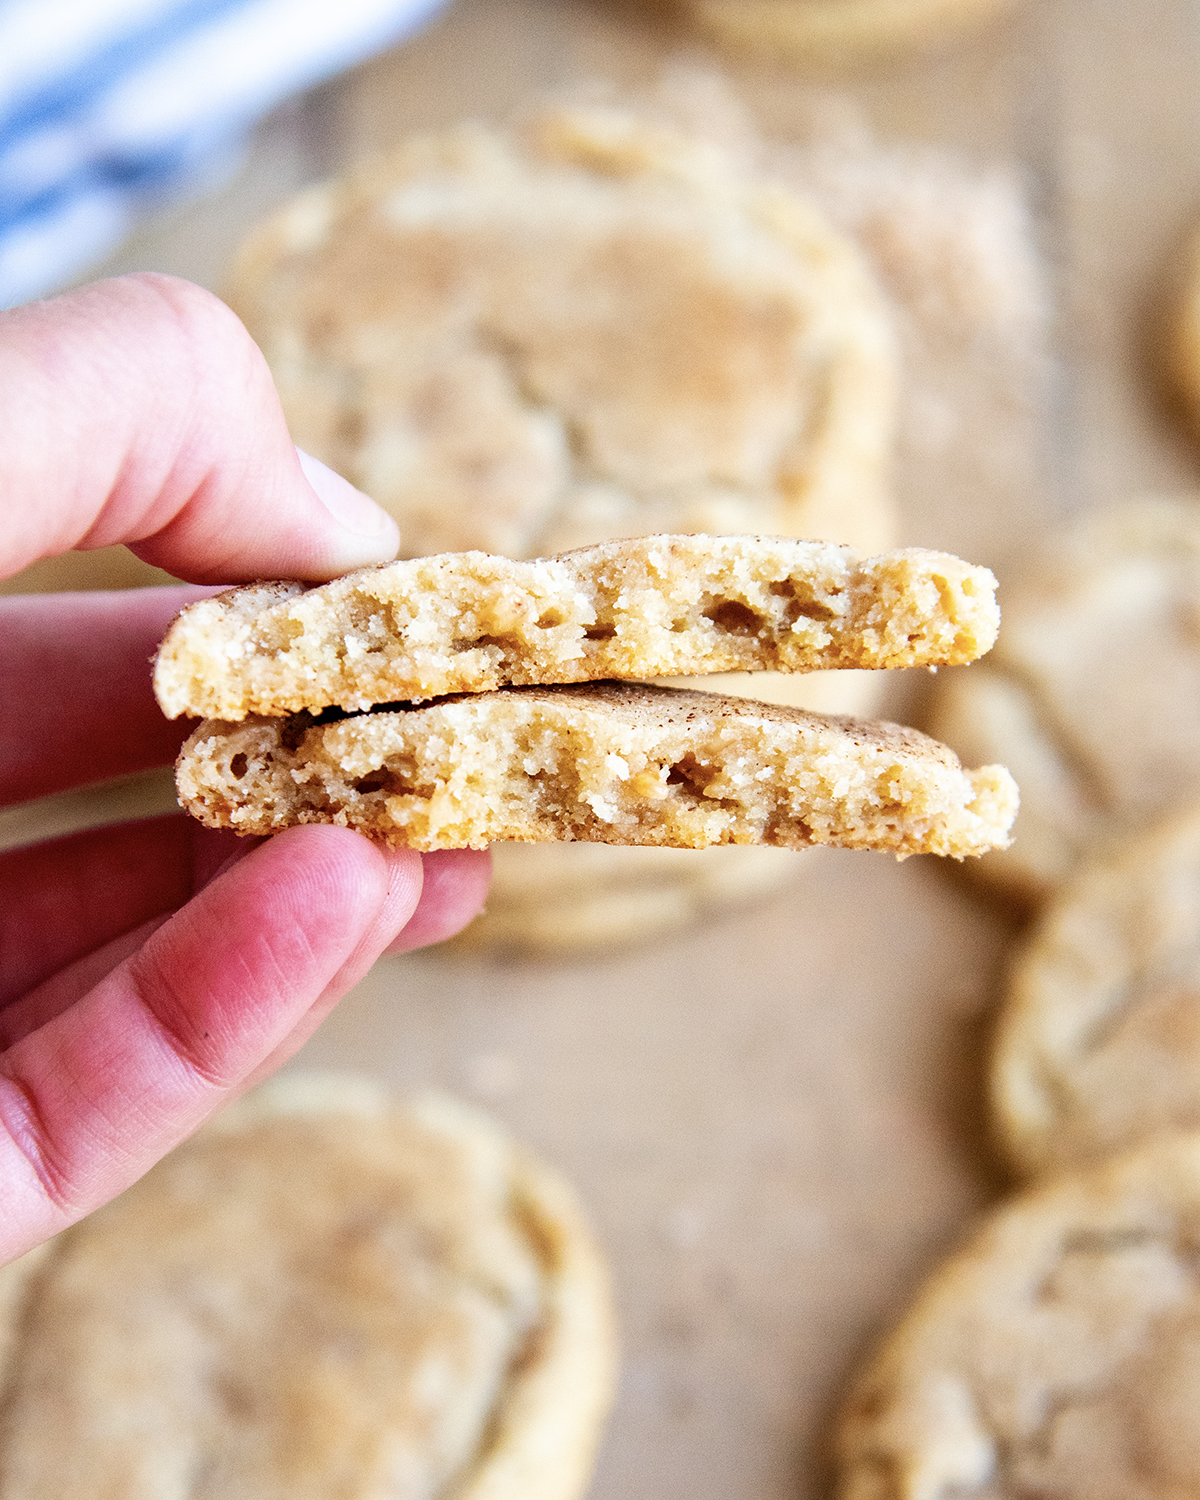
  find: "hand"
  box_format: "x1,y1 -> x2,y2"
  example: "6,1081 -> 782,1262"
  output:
0,274 -> 491,1263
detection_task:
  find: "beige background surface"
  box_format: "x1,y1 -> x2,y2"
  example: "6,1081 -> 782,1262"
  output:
7,1 -> 1200,1495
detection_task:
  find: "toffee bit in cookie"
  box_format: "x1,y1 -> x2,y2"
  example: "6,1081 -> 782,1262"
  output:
154,534 -> 1000,722
175,681 -> 1017,858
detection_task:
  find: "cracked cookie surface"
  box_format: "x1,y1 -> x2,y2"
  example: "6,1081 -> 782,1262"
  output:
926,497 -> 1200,907
176,682 -> 1017,858
837,1134 -> 1200,1500
994,805 -> 1200,1178
0,1075 -> 616,1500
154,535 -> 999,722
1168,221 -> 1200,442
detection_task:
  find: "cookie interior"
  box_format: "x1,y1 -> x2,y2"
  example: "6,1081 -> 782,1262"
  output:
154,535 -> 1000,722
176,681 -> 1017,858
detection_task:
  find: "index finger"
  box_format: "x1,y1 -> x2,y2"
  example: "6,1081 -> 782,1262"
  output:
1,586 -> 210,807
0,274 -> 399,585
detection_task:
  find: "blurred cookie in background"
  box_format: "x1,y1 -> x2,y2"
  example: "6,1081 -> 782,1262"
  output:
837,1132 -> 1200,1500
453,841 -> 800,953
1165,217 -> 1200,442
227,101 -> 898,562
0,545 -> 176,596
775,122 -> 1051,566
0,1075 -> 617,1500
227,99 -> 900,950
926,497 -> 1200,909
994,805 -> 1200,1179
678,0 -> 1018,71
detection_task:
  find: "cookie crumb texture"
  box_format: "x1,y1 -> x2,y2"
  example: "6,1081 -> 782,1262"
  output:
837,1135 -> 1200,1500
154,535 -> 1000,721
0,1078 -> 616,1500
177,682 -> 1016,857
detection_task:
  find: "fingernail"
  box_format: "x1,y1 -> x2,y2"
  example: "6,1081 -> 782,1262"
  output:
298,448 -> 399,562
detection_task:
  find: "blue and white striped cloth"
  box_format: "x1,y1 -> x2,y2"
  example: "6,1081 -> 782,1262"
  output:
0,0 -> 449,308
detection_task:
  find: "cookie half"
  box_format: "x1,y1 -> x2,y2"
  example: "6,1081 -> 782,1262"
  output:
837,1133 -> 1200,1500
926,497 -> 1200,906
176,681 -> 1017,858
154,535 -> 1000,722
993,805 -> 1200,1178
0,1075 -> 616,1500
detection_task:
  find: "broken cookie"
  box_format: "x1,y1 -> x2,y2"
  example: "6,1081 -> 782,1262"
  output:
176,681 -> 1017,859
155,534 -> 1000,722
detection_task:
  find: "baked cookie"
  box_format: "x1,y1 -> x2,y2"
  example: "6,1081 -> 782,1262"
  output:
926,498 -> 1200,907
0,1075 -> 616,1500
227,104 -> 897,562
684,0 -> 1016,69
226,101 -> 899,949
176,681 -> 1017,858
452,841 -> 800,953
837,1132 -> 1200,1500
993,805 -> 1200,1178
154,536 -> 999,721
